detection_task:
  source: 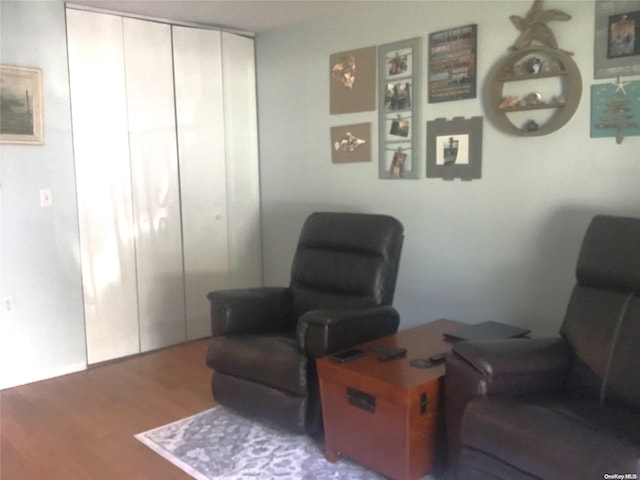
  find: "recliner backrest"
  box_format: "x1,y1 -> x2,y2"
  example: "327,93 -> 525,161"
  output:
560,215 -> 640,410
289,212 -> 404,320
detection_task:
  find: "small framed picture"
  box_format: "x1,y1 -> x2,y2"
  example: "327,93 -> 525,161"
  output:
607,10 -> 640,59
383,144 -> 413,179
591,79 -> 640,143
385,113 -> 411,142
594,1 -> 640,78
330,123 -> 371,163
426,116 -> 483,181
383,80 -> 413,111
378,38 -> 421,179
1,65 -> 43,145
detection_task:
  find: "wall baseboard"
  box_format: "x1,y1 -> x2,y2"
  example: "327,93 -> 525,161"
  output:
1,362 -> 87,391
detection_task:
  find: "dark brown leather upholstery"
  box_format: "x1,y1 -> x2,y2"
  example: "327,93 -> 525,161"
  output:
206,212 -> 404,434
445,214 -> 640,479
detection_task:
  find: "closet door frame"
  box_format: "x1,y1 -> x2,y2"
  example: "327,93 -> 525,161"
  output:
67,7 -> 263,363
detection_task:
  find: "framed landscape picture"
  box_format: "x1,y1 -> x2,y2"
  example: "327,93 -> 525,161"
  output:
1,65 -> 43,145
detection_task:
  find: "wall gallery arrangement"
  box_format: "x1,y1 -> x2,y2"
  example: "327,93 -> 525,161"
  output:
328,0 -> 640,180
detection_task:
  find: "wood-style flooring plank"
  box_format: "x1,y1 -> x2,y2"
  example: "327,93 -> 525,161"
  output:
1,338 -> 215,480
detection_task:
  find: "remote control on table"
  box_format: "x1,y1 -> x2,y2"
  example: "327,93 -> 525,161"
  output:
377,347 -> 407,362
428,351 -> 449,363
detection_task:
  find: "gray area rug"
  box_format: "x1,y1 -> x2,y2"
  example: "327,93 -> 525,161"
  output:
135,406 -> 438,479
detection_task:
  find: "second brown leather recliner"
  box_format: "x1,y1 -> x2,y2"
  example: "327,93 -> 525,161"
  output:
445,214 -> 640,479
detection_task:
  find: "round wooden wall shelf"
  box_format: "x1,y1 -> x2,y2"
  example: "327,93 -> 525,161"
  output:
488,46 -> 582,136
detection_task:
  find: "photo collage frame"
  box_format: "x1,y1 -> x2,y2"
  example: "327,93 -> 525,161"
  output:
378,38 -> 421,179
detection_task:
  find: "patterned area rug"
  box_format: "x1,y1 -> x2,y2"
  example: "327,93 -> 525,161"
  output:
136,406 -> 411,480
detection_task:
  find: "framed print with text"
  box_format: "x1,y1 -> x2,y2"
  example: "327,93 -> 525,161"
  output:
428,24 -> 477,103
378,37 -> 421,179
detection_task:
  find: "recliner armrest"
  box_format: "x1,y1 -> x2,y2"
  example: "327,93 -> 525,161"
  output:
296,305 -> 400,357
452,337 -> 571,396
207,287 -> 293,336
445,336 -> 571,469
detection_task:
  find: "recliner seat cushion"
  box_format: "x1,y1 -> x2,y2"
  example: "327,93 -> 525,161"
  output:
207,333 -> 308,396
461,397 -> 640,479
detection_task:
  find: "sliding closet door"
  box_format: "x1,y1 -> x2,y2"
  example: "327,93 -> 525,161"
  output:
173,27 -> 230,340
66,10 -> 139,364
221,32 -> 262,289
123,18 -> 186,352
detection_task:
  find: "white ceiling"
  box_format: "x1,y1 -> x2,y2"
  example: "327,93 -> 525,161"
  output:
67,0 -> 369,34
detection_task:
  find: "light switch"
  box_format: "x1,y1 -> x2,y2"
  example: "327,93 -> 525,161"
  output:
40,188 -> 53,207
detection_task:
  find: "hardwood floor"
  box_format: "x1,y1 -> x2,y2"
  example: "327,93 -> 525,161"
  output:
0,339 -> 215,480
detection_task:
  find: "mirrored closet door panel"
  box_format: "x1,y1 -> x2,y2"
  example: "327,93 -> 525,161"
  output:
123,18 -> 186,352
66,9 -> 139,364
173,26 -> 230,341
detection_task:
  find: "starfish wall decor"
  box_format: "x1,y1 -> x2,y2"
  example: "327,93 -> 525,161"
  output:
509,0 -> 573,54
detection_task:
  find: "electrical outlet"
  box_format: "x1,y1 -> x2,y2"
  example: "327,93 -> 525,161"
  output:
2,296 -> 16,314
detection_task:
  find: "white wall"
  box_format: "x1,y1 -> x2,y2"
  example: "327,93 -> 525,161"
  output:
255,1 -> 640,337
1,1 -> 86,388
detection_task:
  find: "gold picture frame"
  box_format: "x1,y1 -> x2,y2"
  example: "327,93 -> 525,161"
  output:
1,65 -> 43,145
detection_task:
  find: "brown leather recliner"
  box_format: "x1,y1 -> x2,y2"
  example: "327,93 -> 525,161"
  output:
445,214 -> 640,479
206,212 -> 404,435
